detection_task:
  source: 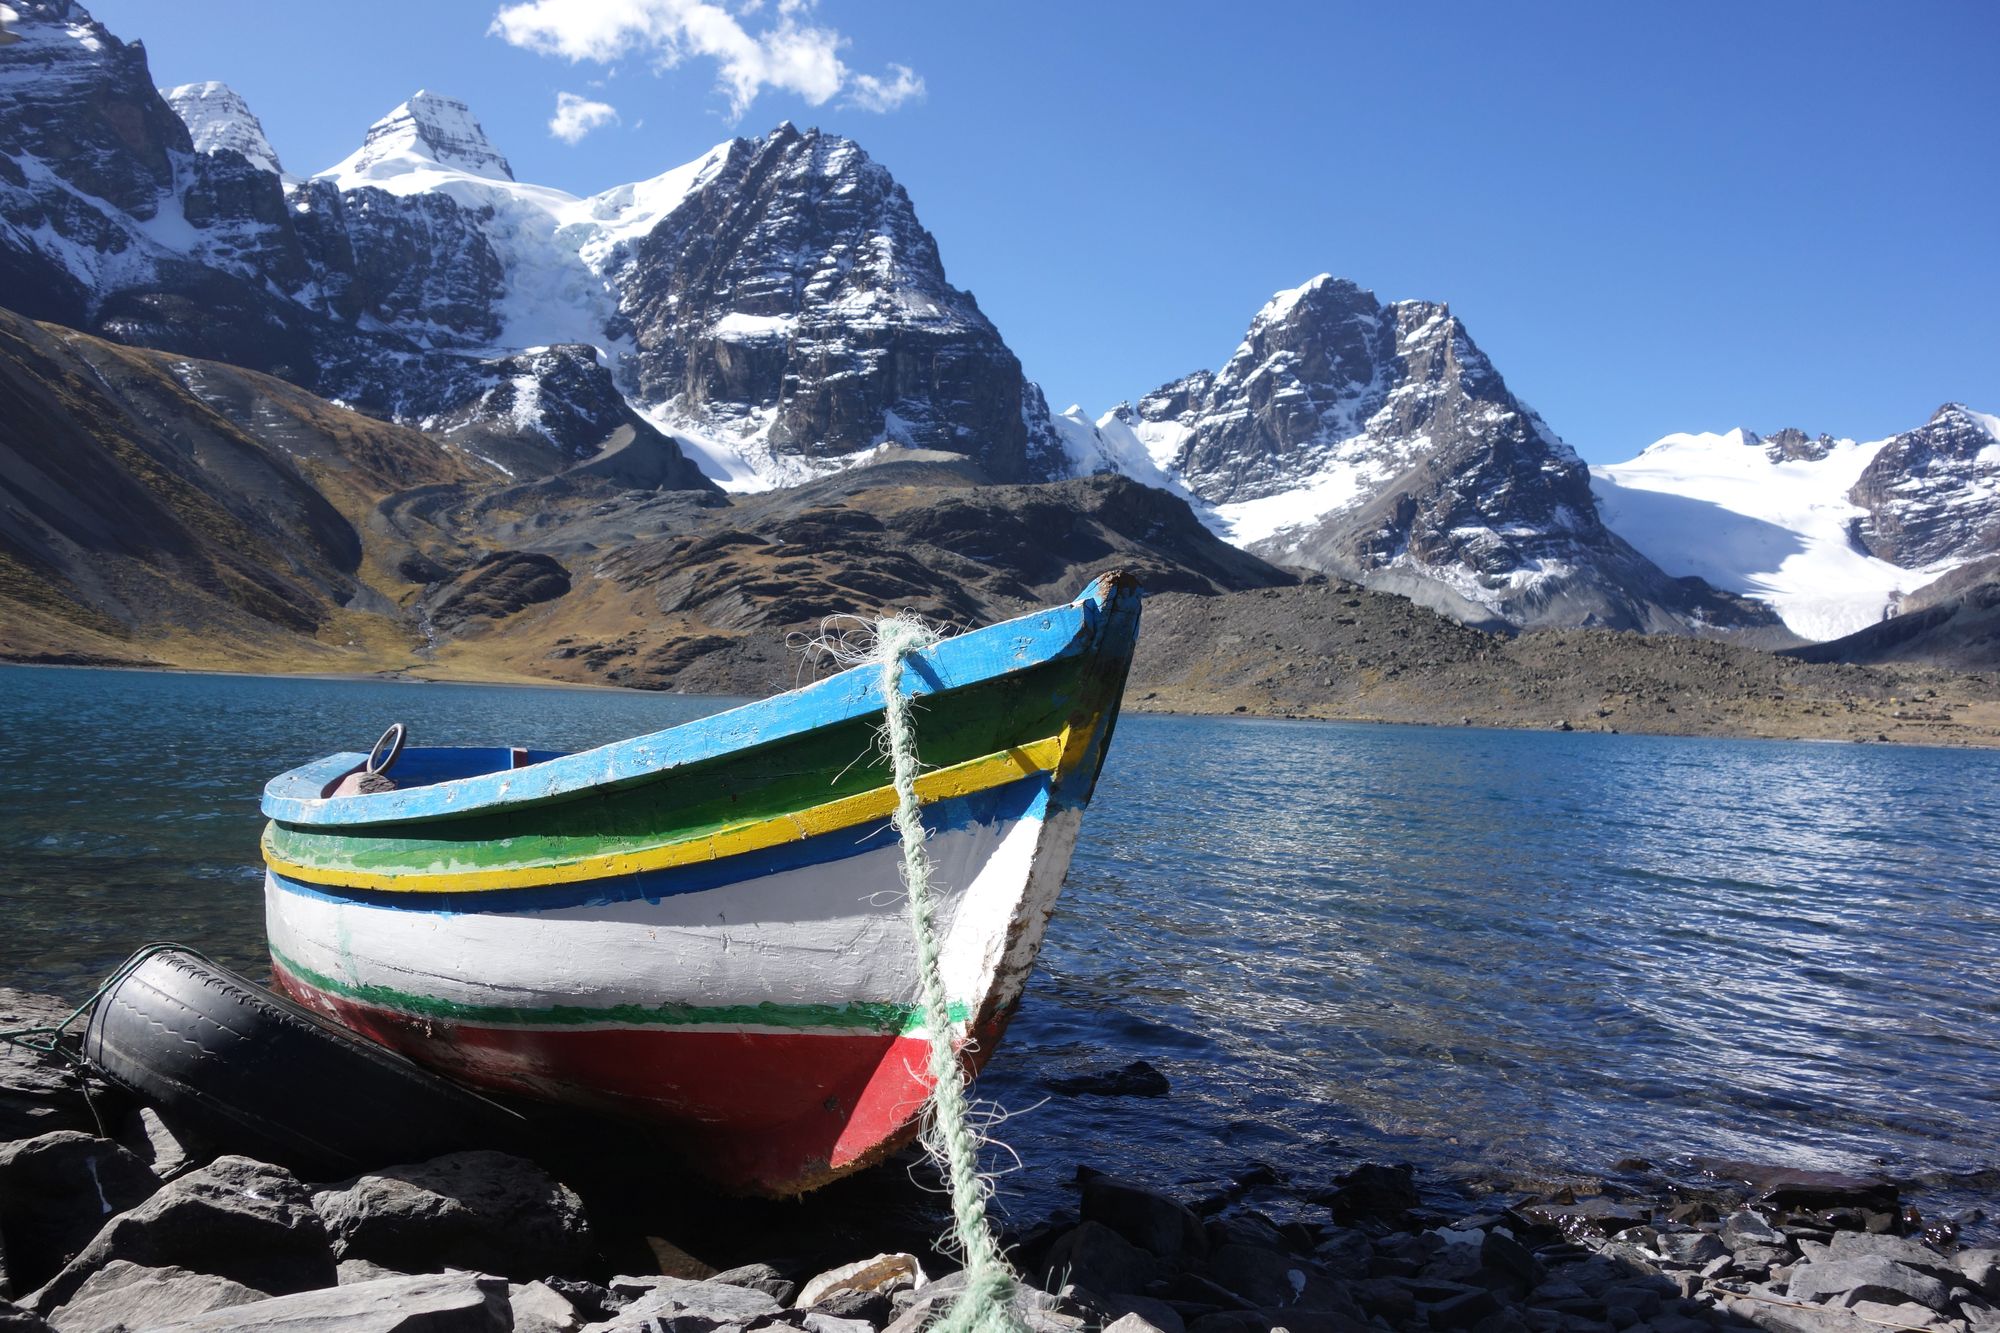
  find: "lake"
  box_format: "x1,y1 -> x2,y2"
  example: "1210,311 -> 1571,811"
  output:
3,664 -> 1997,1230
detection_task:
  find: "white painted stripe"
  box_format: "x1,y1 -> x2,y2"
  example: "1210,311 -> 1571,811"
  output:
265,807 -> 1061,1024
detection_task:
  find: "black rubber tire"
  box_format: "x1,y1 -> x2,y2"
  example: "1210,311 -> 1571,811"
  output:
83,948 -> 527,1181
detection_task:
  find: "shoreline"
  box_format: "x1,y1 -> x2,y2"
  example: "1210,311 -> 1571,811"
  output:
4,981 -> 1997,1333
7,654 -> 2000,753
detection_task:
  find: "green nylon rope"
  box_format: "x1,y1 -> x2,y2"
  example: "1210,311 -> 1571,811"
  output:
877,615 -> 1028,1333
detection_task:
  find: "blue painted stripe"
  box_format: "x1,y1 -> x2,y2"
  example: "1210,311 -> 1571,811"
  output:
268,777 -> 1053,916
262,588 -> 1106,828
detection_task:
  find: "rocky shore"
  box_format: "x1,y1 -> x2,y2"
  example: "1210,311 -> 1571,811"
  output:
5,989 -> 1998,1333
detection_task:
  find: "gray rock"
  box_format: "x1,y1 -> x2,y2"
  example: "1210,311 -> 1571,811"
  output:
1102,1315 -> 1170,1333
1847,1300 -> 1953,1331
312,1151 -> 591,1281
603,1275 -> 784,1326
1040,1222 -> 1161,1299
0,992 -> 101,1143
1421,1285 -> 1500,1331
1961,1249 -> 2000,1301
1788,1255 -> 1950,1312
1653,1232 -> 1727,1268
44,1261 -> 261,1333
1083,1179 -> 1208,1264
1966,1300 -> 2000,1333
336,1260 -> 404,1287
1734,1242 -> 1794,1274
1320,1164 -> 1418,1226
708,1264 -> 796,1305
115,1108 -> 202,1182
0,1132 -> 160,1291
507,1282 -> 583,1333
0,1300 -> 53,1333
1825,1232 -> 1961,1282
28,1156 -> 333,1313
802,1316 -> 873,1333
1721,1211 -> 1786,1248
148,1271 -> 512,1331
1258,1309 -> 1372,1333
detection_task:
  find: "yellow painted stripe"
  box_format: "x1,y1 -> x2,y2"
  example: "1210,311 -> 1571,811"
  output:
262,732 -> 1070,894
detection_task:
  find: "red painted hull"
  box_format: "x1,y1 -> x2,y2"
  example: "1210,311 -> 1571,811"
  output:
272,961 -> 995,1193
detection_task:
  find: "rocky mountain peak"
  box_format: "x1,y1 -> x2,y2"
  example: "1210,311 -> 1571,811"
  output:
1760,427 -> 1838,463
332,90 -> 514,182
163,80 -> 283,177
1850,401 -> 2000,568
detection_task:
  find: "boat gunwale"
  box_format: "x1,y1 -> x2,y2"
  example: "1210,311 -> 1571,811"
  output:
262,587 -> 1108,830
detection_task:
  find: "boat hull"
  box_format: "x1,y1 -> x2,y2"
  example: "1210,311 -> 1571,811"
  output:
260,575 -> 1137,1194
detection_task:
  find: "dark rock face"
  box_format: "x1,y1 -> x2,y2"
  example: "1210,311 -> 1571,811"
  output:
1850,403 -> 2000,567
423,551 -> 571,634
310,1151 -> 593,1282
30,1156 -> 335,1312
0,1132 -> 158,1291
1784,577 -> 2000,670
1762,427 -> 1839,463
1130,277 -> 1782,634
619,123 -> 1049,481
43,1261 -> 264,1332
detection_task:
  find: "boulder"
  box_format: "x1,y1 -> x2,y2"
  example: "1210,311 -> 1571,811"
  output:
1788,1254 -> 1950,1311
1825,1232 -> 1961,1282
1653,1231 -> 1727,1268
1040,1222 -> 1161,1299
1103,1315 -> 1171,1333
0,1132 -> 159,1290
28,1156 -> 333,1313
312,1151 -> 591,1281
336,1260 -> 404,1286
146,1272 -> 512,1331
1099,1296 -> 1186,1333
1082,1179 -> 1207,1263
1721,1210 -> 1786,1248
1318,1165 -> 1417,1226
43,1261 -> 262,1333
803,1315 -> 874,1333
0,1301 -> 52,1333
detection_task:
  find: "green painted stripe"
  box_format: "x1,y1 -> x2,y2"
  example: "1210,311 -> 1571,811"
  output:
266,653 -> 1091,879
272,947 -> 969,1036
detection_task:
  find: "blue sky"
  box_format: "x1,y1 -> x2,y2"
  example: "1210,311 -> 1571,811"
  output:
92,0 -> 1997,462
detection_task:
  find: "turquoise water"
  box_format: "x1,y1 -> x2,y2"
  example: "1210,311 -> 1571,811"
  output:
3,664 -> 1998,1224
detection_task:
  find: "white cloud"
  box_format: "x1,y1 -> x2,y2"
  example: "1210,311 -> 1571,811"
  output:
549,91 -> 621,143
845,62 -> 923,113
489,0 -> 920,120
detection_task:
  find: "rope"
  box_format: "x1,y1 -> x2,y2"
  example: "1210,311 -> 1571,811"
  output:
0,941 -> 197,1054
876,614 -> 1027,1333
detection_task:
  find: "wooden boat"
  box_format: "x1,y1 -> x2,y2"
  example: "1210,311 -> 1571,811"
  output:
259,572 -> 1141,1195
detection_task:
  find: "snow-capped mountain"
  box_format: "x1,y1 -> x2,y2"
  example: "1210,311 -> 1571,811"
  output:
1060,276 -> 1776,633
0,3 -> 1060,490
1592,405 -> 2000,640
162,81 -> 285,179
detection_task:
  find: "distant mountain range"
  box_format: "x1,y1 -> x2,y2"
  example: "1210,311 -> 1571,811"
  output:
1,0 -> 1994,665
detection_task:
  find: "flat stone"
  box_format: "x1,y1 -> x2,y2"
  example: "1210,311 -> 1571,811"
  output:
802,1315 -> 873,1333
1422,1286 -> 1500,1331
1044,1061 -> 1171,1098
0,1132 -> 159,1291
44,1261 -> 262,1333
1309,1231 -> 1369,1281
606,1275 -> 784,1325
147,1272 -> 512,1331
1848,1300 -> 1953,1331
508,1281 -> 583,1333
795,1253 -> 923,1308
1788,1255 -> 1950,1312
1082,1179 -> 1207,1263
1319,1164 -> 1417,1226
1653,1232 -> 1727,1268
313,1151 -> 591,1282
1516,1199 -> 1648,1239
28,1156 -> 334,1314
1825,1232 -> 1961,1282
